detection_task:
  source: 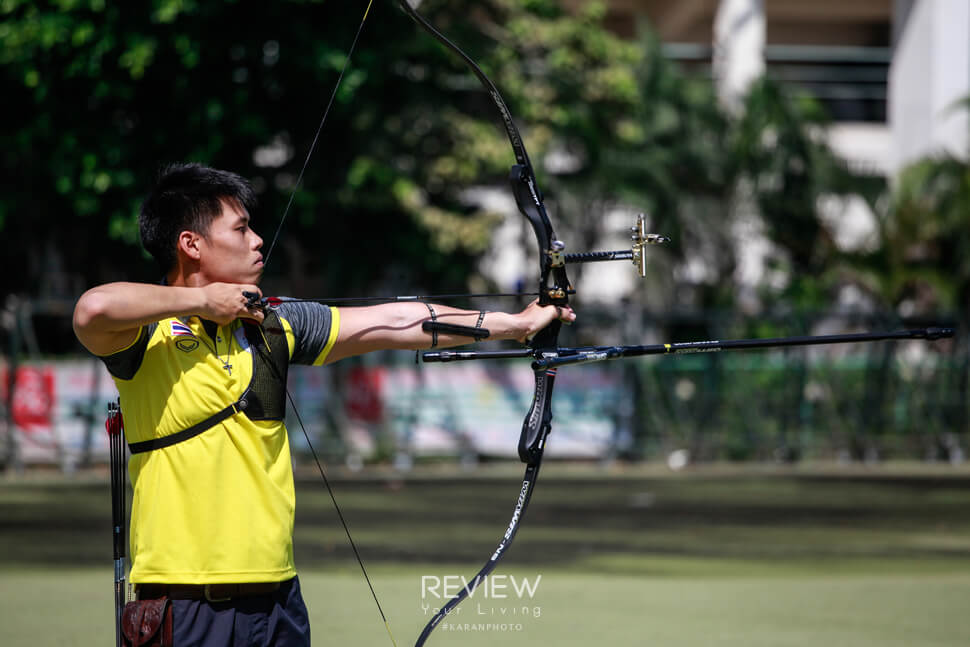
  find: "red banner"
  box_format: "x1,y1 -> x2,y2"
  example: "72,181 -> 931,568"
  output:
2,365 -> 56,432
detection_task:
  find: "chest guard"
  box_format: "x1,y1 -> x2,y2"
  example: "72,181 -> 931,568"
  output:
128,310 -> 291,455
239,309 -> 289,420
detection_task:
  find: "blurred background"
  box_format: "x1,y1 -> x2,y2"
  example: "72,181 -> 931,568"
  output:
1,1 -> 969,645
3,0 -> 970,470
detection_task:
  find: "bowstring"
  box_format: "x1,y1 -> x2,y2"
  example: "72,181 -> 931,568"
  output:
283,386 -> 398,647
263,0 -> 375,268
254,1 -> 397,644
252,320 -> 398,647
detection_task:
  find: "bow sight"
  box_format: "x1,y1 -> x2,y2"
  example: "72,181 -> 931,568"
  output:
563,213 -> 670,278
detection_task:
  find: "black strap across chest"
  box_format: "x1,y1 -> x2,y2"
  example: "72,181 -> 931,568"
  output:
128,401 -> 247,455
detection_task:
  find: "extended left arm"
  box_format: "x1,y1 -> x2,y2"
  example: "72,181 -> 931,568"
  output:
324,301 -> 574,364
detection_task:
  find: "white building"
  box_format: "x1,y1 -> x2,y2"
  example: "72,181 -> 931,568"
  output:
482,2 -> 968,297
542,1 -> 969,296
606,0 -> 970,175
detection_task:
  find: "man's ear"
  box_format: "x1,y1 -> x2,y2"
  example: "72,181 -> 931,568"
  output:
177,230 -> 203,261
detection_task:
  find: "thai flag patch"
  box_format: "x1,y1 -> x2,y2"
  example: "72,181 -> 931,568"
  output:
171,321 -> 194,336
171,320 -> 200,352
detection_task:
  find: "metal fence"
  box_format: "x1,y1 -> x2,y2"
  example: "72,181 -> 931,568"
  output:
1,309 -> 965,471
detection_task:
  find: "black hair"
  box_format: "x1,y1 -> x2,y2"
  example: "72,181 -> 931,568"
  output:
138,163 -> 257,273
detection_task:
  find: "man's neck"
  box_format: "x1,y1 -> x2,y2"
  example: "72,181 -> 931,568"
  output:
166,266 -> 207,288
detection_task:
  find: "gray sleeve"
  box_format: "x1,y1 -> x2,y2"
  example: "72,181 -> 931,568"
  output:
99,322 -> 156,380
273,299 -> 336,365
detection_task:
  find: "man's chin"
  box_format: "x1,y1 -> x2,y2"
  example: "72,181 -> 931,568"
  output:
244,268 -> 264,284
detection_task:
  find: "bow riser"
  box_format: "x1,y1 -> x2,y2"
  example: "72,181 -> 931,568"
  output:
510,166 -> 570,306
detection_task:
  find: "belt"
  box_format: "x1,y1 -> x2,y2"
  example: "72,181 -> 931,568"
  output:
137,582 -> 281,602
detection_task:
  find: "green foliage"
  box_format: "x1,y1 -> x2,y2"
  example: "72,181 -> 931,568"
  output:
0,0 -> 946,329
4,0 -> 717,303
730,79 -> 885,317
886,145 -> 970,314
829,97 -> 970,319
0,0 -> 528,298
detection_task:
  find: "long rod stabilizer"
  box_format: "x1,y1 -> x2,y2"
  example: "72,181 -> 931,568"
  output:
532,327 -> 956,370
422,328 -> 955,365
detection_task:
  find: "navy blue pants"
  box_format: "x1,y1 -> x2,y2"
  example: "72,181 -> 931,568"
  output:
171,577 -> 310,647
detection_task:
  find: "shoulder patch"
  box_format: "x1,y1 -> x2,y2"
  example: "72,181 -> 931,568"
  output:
171,320 -> 200,352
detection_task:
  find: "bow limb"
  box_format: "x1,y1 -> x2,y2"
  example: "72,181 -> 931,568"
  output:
397,0 -> 571,307
399,2 -> 570,645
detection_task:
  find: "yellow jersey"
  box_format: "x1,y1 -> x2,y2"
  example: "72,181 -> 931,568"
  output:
101,300 -> 339,584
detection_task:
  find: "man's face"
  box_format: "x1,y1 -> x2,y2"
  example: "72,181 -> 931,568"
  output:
196,199 -> 264,284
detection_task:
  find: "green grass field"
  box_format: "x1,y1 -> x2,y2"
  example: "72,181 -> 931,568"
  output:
2,464 -> 970,646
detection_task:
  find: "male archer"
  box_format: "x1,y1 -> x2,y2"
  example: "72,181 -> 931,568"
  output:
73,162 -> 574,646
